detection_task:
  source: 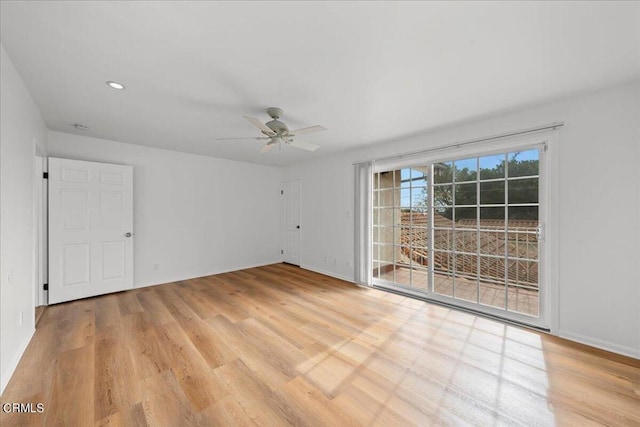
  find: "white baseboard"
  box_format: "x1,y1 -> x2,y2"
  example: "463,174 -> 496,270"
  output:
299,264 -> 354,284
1,328 -> 35,395
134,260 -> 282,289
558,329 -> 640,360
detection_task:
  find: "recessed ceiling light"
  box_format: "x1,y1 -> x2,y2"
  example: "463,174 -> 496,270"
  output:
106,81 -> 125,90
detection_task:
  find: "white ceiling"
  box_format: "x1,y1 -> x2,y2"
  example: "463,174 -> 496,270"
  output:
1,1 -> 638,166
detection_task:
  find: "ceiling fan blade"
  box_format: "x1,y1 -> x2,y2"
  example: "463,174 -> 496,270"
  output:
288,140 -> 320,152
244,116 -> 276,136
215,136 -> 270,141
288,125 -> 327,136
259,142 -> 276,154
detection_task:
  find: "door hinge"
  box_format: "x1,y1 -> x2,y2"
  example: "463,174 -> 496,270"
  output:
43,172 -> 49,179
43,283 -> 48,291
280,190 -> 283,195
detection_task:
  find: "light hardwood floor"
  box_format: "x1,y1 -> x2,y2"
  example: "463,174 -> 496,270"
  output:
1,263 -> 638,426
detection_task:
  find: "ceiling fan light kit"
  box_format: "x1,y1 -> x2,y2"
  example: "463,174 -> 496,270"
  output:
217,107 -> 326,153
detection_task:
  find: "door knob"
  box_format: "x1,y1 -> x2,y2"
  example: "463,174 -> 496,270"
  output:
296,225 -> 300,229
125,232 -> 133,237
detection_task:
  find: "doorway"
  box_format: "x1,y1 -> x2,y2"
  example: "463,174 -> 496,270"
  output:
372,143 -> 548,328
281,179 -> 301,266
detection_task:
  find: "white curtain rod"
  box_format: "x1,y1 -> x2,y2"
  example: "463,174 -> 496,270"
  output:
353,121 -> 564,165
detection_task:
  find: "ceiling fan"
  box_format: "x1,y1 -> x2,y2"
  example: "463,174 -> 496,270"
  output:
217,107 -> 326,153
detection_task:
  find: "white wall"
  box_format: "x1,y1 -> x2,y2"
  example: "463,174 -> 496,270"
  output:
283,80 -> 640,358
0,45 -> 48,393
48,131 -> 282,288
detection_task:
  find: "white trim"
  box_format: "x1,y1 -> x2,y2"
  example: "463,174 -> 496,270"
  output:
544,132 -> 560,334
0,328 -> 35,394
132,260 -> 282,289
34,155 -> 48,306
558,330 -> 640,360
33,156 -> 41,309
300,264 -> 355,284
43,156 -> 49,305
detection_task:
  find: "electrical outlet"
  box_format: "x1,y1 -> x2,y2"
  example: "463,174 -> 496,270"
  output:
153,263 -> 159,271
347,261 -> 352,268
334,258 -> 338,265
324,256 -> 328,263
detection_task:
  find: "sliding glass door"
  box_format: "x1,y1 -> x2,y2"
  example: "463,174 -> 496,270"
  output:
372,145 -> 544,326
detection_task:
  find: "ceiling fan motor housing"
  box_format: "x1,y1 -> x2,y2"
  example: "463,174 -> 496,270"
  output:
266,119 -> 289,135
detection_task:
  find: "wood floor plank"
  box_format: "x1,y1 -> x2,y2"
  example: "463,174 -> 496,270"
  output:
173,287 -> 222,320
96,403 -> 147,427
333,382 -> 417,427
94,323 -> 140,421
139,370 -> 203,427
154,321 -> 225,411
197,396 -> 255,427
280,376 -> 360,426
157,288 -> 238,369
1,263 -> 638,426
206,315 -> 297,387
117,291 -> 144,317
212,358 -> 307,426
126,321 -> 173,381
136,289 -> 175,325
95,294 -> 122,330
44,343 -> 95,426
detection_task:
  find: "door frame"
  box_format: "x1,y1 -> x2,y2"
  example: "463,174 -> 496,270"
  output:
34,153 -> 48,307
281,179 -> 301,266
370,131 -> 559,332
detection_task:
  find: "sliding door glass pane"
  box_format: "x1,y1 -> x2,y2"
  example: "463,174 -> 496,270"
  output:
479,256 -> 506,309
455,183 -> 477,206
508,179 -> 538,204
434,162 -> 453,184
454,253 -> 478,303
480,154 -> 505,180
434,185 -> 452,208
480,181 -> 505,205
433,251 -> 453,297
455,158 -> 477,182
507,150 -> 538,178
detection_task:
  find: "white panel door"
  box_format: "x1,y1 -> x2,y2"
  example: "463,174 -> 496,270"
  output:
49,158 -> 133,304
281,180 -> 301,265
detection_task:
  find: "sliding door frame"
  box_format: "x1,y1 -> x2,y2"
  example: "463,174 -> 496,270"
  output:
371,131 -> 559,331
